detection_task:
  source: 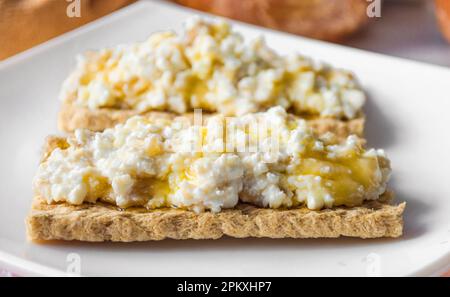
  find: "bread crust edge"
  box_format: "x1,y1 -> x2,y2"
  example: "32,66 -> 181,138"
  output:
26,194 -> 405,242
57,103 -> 365,140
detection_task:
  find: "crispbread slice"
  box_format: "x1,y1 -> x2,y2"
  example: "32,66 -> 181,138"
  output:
27,195 -> 405,242
58,103 -> 365,140
30,125 -> 403,242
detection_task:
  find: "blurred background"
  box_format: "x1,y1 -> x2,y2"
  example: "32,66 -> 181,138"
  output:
0,0 -> 449,66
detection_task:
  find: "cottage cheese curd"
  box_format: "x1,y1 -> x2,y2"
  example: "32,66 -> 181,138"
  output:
34,107 -> 389,213
61,17 -> 365,119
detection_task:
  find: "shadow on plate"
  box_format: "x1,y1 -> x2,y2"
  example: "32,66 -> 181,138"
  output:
388,175 -> 429,240
364,91 -> 396,148
38,236 -> 405,252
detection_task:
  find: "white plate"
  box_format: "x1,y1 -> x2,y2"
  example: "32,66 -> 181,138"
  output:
0,0 -> 449,277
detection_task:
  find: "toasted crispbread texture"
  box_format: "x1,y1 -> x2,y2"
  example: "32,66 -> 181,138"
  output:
58,103 -> 173,132
27,195 -> 405,241
58,103 -> 365,140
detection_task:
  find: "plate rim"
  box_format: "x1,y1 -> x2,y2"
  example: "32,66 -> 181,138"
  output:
0,0 -> 449,277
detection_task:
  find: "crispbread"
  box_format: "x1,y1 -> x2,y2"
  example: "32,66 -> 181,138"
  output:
57,103 -> 365,140
27,195 -> 404,241
27,135 -> 404,242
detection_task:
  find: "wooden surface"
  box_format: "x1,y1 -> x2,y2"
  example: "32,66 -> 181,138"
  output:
0,0 -> 136,60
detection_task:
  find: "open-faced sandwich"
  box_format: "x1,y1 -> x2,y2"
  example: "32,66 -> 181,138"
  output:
28,107 -> 404,241
57,17 -> 365,139
27,17 -> 405,242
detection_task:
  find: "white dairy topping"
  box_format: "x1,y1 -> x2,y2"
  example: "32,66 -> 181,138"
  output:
61,17 -> 365,119
34,107 -> 389,213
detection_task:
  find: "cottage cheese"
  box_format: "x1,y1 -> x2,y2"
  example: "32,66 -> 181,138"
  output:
61,17 -> 365,119
34,107 -> 389,212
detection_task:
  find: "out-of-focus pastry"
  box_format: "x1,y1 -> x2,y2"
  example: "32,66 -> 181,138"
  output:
174,0 -> 369,41
435,0 -> 450,43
